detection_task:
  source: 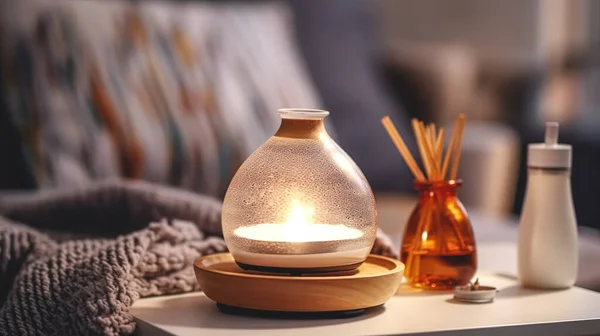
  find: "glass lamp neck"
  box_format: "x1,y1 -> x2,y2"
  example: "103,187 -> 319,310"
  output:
275,118 -> 326,139
274,109 -> 329,139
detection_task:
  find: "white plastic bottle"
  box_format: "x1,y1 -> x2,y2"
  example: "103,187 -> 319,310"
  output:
518,122 -> 578,289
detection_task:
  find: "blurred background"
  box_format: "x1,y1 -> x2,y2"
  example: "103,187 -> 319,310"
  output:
0,0 -> 599,230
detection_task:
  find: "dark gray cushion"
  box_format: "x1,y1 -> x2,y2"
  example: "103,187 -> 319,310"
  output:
290,0 -> 416,192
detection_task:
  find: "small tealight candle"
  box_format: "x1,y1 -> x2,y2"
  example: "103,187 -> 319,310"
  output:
453,279 -> 498,303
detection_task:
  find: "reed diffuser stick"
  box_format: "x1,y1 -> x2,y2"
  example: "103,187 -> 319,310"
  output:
407,199 -> 433,280
411,119 -> 432,179
381,117 -> 426,181
450,115 -> 467,180
441,114 -> 465,180
428,124 -> 436,152
418,122 -> 439,180
434,129 -> 444,180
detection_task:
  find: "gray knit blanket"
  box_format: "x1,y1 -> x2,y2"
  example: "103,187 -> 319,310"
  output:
0,180 -> 396,335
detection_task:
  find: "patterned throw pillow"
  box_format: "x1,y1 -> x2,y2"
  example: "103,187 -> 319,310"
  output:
0,0 -> 322,196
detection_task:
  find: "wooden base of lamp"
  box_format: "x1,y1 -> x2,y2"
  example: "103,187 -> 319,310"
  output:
194,253 -> 404,315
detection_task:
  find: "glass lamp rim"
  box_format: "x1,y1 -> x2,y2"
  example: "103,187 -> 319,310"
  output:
277,108 -> 329,119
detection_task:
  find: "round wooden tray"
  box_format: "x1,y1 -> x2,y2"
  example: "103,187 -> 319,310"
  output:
194,253 -> 404,313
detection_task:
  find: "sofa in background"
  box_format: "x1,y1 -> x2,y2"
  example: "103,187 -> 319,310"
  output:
0,0 -> 417,196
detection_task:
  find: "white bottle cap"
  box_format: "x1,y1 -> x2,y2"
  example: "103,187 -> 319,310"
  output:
527,122 -> 572,168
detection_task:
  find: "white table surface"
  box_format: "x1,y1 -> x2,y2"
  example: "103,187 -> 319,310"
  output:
132,197 -> 600,335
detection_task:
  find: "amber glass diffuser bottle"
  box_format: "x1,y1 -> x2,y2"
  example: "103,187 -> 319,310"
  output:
400,180 -> 476,289
381,114 -> 477,290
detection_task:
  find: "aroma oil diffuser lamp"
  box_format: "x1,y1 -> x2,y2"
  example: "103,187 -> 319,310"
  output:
194,109 -> 404,316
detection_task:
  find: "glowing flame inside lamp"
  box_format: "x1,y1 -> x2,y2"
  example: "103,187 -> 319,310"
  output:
281,201 -> 314,240
235,200 -> 363,243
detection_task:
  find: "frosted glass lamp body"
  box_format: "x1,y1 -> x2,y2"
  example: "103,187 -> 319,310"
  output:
222,109 -> 377,273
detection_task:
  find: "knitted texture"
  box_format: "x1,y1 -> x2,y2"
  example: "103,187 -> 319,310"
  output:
0,180 -> 226,335
0,180 -> 397,335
